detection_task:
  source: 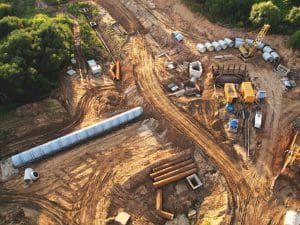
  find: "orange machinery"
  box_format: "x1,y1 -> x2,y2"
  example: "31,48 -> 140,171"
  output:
224,83 -> 238,103
109,60 -> 121,81
241,82 -> 256,103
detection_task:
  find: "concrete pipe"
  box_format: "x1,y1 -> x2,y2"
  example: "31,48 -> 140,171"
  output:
153,168 -> 197,188
156,189 -> 162,210
150,159 -> 194,178
153,163 -> 196,182
152,156 -> 191,172
157,210 -> 174,220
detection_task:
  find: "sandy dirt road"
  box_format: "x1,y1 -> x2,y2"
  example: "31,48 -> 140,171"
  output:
131,36 -> 285,225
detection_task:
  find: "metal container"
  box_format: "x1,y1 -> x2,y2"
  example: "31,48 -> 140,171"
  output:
11,107 -> 144,168
196,43 -> 206,53
212,41 -> 221,51
204,42 -> 214,51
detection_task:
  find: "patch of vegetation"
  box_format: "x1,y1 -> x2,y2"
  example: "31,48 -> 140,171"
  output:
0,7 -> 74,108
79,21 -> 104,60
67,2 -> 89,17
68,3 -> 104,60
0,0 -> 36,17
288,30 -> 300,49
181,0 -> 300,49
44,0 -> 69,6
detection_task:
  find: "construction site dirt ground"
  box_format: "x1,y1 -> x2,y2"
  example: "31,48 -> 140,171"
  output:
1,0 -> 300,225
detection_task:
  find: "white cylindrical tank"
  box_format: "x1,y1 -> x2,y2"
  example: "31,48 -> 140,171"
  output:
218,40 -> 227,49
212,41 -> 221,51
196,43 -> 206,53
263,46 -> 273,53
262,52 -> 274,63
284,211 -> 298,225
271,51 -> 280,62
224,38 -> 234,47
204,42 -> 214,51
235,38 -> 245,48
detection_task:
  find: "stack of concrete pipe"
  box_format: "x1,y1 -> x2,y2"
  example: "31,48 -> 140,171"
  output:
196,37 -> 234,53
196,37 -> 280,63
150,157 -> 197,188
151,156 -> 197,220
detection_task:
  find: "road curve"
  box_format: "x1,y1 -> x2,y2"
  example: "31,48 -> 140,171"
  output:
132,36 -> 256,224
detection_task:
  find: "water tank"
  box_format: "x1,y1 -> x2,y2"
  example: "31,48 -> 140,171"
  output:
234,38 -> 245,48
196,43 -> 206,53
218,40 -> 227,49
212,41 -> 221,51
262,52 -> 274,63
204,42 -> 214,51
11,107 -> 144,168
224,38 -> 234,47
263,46 -> 273,53
271,51 -> 280,62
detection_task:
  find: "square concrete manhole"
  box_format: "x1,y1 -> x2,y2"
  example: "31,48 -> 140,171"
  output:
186,173 -> 202,190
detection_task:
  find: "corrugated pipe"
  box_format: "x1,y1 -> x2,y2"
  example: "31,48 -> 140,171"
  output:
153,168 -> 197,188
153,163 -> 196,182
150,159 -> 194,178
156,189 -> 174,220
11,107 -> 143,168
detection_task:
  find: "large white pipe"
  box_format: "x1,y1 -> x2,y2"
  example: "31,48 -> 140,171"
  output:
11,107 -> 143,168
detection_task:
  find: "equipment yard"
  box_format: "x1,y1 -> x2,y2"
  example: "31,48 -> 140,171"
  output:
0,0 -> 300,225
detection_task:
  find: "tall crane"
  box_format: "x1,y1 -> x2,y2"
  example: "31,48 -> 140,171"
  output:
239,24 -> 271,59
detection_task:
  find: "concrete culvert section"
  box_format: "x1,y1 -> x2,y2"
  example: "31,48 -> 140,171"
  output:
11,107 -> 143,168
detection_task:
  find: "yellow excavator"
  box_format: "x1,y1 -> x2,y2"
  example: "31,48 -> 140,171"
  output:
239,24 -> 271,59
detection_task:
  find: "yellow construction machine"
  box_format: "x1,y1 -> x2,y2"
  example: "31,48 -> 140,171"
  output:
239,24 -> 271,59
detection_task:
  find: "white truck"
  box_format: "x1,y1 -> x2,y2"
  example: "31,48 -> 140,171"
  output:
254,111 -> 263,129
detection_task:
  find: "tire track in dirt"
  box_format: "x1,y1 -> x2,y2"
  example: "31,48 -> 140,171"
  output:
131,36 -> 285,225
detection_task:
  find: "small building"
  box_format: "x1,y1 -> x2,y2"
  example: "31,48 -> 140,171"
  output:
224,83 -> 238,103
241,82 -> 255,103
87,59 -> 102,75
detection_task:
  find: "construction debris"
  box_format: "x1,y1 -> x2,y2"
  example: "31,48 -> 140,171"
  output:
110,60 -> 121,81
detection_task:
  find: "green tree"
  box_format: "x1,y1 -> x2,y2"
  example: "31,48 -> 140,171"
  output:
288,30 -> 300,49
250,1 -> 283,27
287,6 -> 300,26
0,16 -> 24,39
0,3 -> 12,18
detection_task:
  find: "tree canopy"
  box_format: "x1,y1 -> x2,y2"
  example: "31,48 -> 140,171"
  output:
0,12 -> 73,105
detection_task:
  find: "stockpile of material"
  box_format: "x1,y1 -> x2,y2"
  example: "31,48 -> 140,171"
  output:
150,156 -> 198,220
196,37 -> 280,63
